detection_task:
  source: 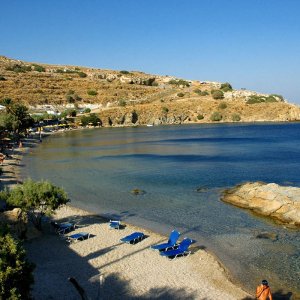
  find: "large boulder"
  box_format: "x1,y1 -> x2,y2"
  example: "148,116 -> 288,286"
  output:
222,182 -> 300,227
0,208 -> 28,237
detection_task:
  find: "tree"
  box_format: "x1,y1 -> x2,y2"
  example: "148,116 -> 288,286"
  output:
6,179 -> 69,230
0,99 -> 33,135
0,229 -> 34,299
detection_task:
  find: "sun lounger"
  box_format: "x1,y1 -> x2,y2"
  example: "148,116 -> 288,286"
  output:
120,232 -> 145,244
150,229 -> 180,251
160,238 -> 193,259
109,220 -> 121,229
67,232 -> 90,243
51,221 -> 75,235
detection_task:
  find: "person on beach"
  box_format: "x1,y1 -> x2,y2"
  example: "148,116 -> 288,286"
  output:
256,280 -> 273,300
0,153 -> 5,165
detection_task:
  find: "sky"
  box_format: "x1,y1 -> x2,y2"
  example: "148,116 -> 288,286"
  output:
1,0 -> 300,104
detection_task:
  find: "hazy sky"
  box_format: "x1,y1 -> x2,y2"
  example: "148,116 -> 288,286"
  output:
1,0 -> 300,104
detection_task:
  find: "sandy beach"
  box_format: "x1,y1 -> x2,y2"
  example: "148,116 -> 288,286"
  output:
1,136 -> 252,300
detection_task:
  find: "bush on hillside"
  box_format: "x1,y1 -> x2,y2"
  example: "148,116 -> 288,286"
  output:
6,64 -> 32,73
162,107 -> 169,113
211,90 -> 224,100
168,79 -> 190,87
231,113 -> 241,121
32,64 -> 45,72
210,111 -> 222,121
118,99 -> 126,107
0,76 -> 6,81
78,72 -> 87,78
87,90 -> 98,96
197,114 -> 204,120
177,92 -> 185,97
120,70 -> 130,75
83,108 -> 91,113
220,82 -> 233,92
218,102 -> 227,109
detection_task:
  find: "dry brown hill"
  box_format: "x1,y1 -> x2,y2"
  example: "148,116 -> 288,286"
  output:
0,55 -> 299,126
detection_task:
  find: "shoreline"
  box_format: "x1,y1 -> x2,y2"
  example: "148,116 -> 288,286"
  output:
1,133 -> 253,299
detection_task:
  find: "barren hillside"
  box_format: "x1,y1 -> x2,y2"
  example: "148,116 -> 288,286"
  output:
0,55 -> 299,126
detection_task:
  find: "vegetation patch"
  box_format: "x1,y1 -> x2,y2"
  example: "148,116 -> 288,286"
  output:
246,95 -> 279,104
211,90 -> 224,100
210,111 -> 222,121
220,82 -> 233,92
218,102 -> 227,109
6,64 -> 32,73
231,113 -> 241,121
80,113 -> 101,126
168,79 -> 190,87
197,114 -> 204,120
87,89 -> 98,96
177,92 -> 185,97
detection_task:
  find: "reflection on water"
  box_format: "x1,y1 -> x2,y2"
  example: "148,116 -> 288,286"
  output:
22,123 -> 300,295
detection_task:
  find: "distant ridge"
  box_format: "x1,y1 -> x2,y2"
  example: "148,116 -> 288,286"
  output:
0,55 -> 299,126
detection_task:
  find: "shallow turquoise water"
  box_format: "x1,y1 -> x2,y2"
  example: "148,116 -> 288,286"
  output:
22,123 -> 300,295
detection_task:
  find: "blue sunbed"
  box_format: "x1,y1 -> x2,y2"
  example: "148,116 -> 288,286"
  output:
51,221 -> 75,235
120,232 -> 145,244
67,232 -> 90,243
109,220 -> 121,229
151,230 -> 180,251
160,238 -> 193,259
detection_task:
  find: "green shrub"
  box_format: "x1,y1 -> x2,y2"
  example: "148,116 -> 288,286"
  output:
177,92 -> 185,97
162,107 -> 169,113
78,72 -> 87,78
220,82 -> 233,92
0,76 -> 6,81
6,64 -> 31,73
80,113 -> 101,126
0,231 -> 35,299
55,69 -> 64,73
6,179 -> 69,230
197,114 -> 204,120
168,79 -> 190,87
210,111 -> 222,121
270,94 -> 284,101
120,70 -> 130,74
151,81 -> 159,86
231,113 -> 241,121
194,89 -> 202,95
246,95 -> 267,104
66,95 -> 75,103
118,99 -> 126,107
265,96 -> 278,103
83,108 -> 91,113
211,90 -> 224,99
218,102 -> 227,109
200,91 -> 209,96
87,90 -> 98,96
32,64 -> 45,72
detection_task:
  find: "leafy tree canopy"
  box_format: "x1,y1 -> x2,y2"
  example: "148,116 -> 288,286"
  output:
6,179 -> 69,230
0,230 -> 34,299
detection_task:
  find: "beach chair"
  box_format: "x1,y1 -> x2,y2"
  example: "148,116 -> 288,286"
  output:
109,220 -> 121,229
160,238 -> 193,259
51,221 -> 75,235
150,229 -> 180,251
120,232 -> 145,244
67,232 -> 90,243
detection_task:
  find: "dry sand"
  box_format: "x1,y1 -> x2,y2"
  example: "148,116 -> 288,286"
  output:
1,136 -> 252,300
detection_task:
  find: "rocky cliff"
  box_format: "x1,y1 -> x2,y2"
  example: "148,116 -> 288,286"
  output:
222,182 -> 300,227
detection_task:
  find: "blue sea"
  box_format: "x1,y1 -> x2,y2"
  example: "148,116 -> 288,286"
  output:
22,122 -> 300,295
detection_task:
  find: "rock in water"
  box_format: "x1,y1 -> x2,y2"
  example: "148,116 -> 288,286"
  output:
222,182 -> 300,227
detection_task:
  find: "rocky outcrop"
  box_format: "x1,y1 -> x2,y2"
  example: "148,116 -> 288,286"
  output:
222,182 -> 300,227
0,208 -> 28,237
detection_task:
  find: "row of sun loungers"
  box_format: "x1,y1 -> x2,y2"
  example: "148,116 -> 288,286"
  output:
51,220 -> 194,258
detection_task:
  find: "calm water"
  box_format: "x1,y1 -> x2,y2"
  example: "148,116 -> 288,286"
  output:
22,123 -> 300,295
